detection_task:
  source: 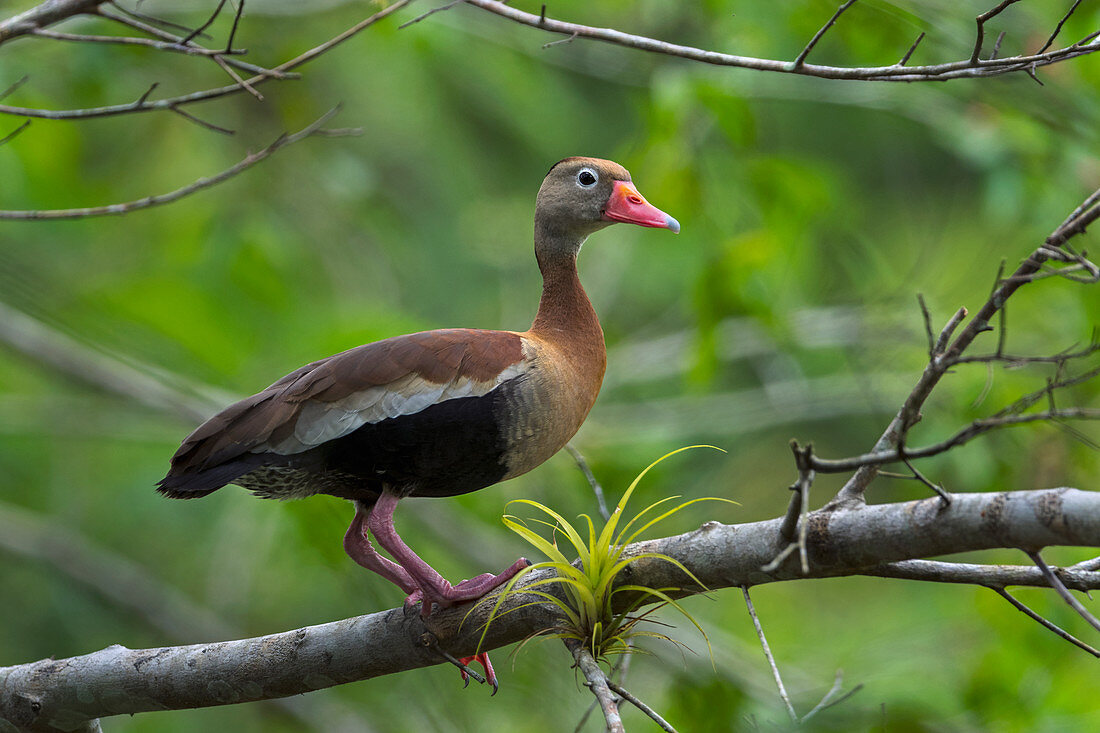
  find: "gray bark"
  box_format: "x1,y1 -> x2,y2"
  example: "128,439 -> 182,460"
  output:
2,487 -> 1097,732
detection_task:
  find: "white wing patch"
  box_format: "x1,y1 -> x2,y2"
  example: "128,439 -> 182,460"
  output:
262,361 -> 530,455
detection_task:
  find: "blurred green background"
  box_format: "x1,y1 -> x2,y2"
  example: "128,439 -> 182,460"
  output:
1,1 -> 1098,730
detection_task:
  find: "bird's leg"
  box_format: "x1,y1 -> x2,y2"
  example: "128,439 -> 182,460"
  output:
367,488 -> 530,617
343,500 -> 419,596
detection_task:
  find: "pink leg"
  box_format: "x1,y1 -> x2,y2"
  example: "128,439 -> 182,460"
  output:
366,488 -> 530,617
342,501 -> 418,595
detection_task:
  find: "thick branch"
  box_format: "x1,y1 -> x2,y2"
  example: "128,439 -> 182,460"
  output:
0,0 -> 104,44
3,487 -> 1097,731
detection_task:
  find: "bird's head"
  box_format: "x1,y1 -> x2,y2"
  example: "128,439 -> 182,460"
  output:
534,157 -> 679,262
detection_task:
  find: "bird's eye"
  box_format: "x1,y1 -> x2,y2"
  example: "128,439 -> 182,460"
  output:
577,169 -> 598,188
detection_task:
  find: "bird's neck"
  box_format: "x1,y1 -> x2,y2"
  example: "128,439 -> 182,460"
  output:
531,255 -> 591,324
529,237 -> 605,362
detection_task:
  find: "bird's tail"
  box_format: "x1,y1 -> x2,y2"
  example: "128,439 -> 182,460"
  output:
155,460 -> 256,499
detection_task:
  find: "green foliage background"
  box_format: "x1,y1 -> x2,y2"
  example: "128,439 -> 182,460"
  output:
1,1 -> 1098,730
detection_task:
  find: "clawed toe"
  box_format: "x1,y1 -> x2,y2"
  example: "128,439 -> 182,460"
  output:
459,652 -> 498,694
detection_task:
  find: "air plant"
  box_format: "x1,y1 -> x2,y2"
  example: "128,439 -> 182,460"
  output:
476,446 -> 734,663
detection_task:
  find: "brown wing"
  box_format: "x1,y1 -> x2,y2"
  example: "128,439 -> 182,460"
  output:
158,328 -> 526,496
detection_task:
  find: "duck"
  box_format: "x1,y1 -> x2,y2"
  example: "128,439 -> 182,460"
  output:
157,157 -> 679,687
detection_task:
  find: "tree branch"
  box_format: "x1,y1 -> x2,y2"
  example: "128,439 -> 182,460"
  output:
1027,549 -> 1100,633
742,585 -> 797,723
462,0 -> 1100,82
827,185 -> 1100,508
0,0 -> 105,44
793,0 -> 859,68
3,487 -> 1097,731
0,107 -> 350,220
861,558 -> 1100,591
565,639 -> 624,733
0,0 -> 412,121
809,406 -> 1099,474
992,586 -> 1100,657
604,679 -> 677,733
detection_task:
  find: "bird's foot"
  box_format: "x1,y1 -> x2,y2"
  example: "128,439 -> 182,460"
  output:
402,589 -> 424,615
414,557 -> 531,618
459,652 -> 498,695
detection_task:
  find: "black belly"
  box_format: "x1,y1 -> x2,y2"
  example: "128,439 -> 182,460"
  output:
239,390 -> 511,502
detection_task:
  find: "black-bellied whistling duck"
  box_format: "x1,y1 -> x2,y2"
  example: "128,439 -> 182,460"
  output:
157,157 -> 679,688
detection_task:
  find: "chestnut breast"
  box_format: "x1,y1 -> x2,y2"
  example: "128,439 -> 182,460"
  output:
500,328 -> 606,479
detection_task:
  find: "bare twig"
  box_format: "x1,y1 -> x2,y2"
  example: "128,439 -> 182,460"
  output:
864,559 -> 1100,591
990,30 -> 1006,60
167,103 -> 234,134
1051,188 -> 1100,243
972,1 -> 1024,64
1079,29 -> 1100,46
399,0 -> 465,29
1038,0 -> 1084,54
211,53 -> 263,101
992,586 -> 1100,657
543,31 -> 579,49
225,0 -> 245,52
897,32 -> 925,66
0,75 -> 29,101
900,454 -> 951,505
777,451 -> 806,542
801,670 -> 845,722
0,117 -> 30,145
994,259 -> 1009,357
768,442 -> 815,574
464,0 -> 1100,82
800,670 -> 863,722
566,639 -> 624,733
828,185 -> 1100,508
795,444 -> 811,571
605,680 -> 678,733
105,1 -> 205,37
0,0 -> 412,121
0,107 -> 344,220
28,27 -> 243,56
760,542 -> 799,574
917,293 -> 935,357
1027,550 -> 1100,634
811,406 -> 1099,473
93,6 -> 290,78
793,0 -> 859,68
959,343 -> 1095,363
180,0 -> 228,45
577,653 -> 635,732
934,307 -> 969,356
742,586 -> 797,722
566,442 -> 611,521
